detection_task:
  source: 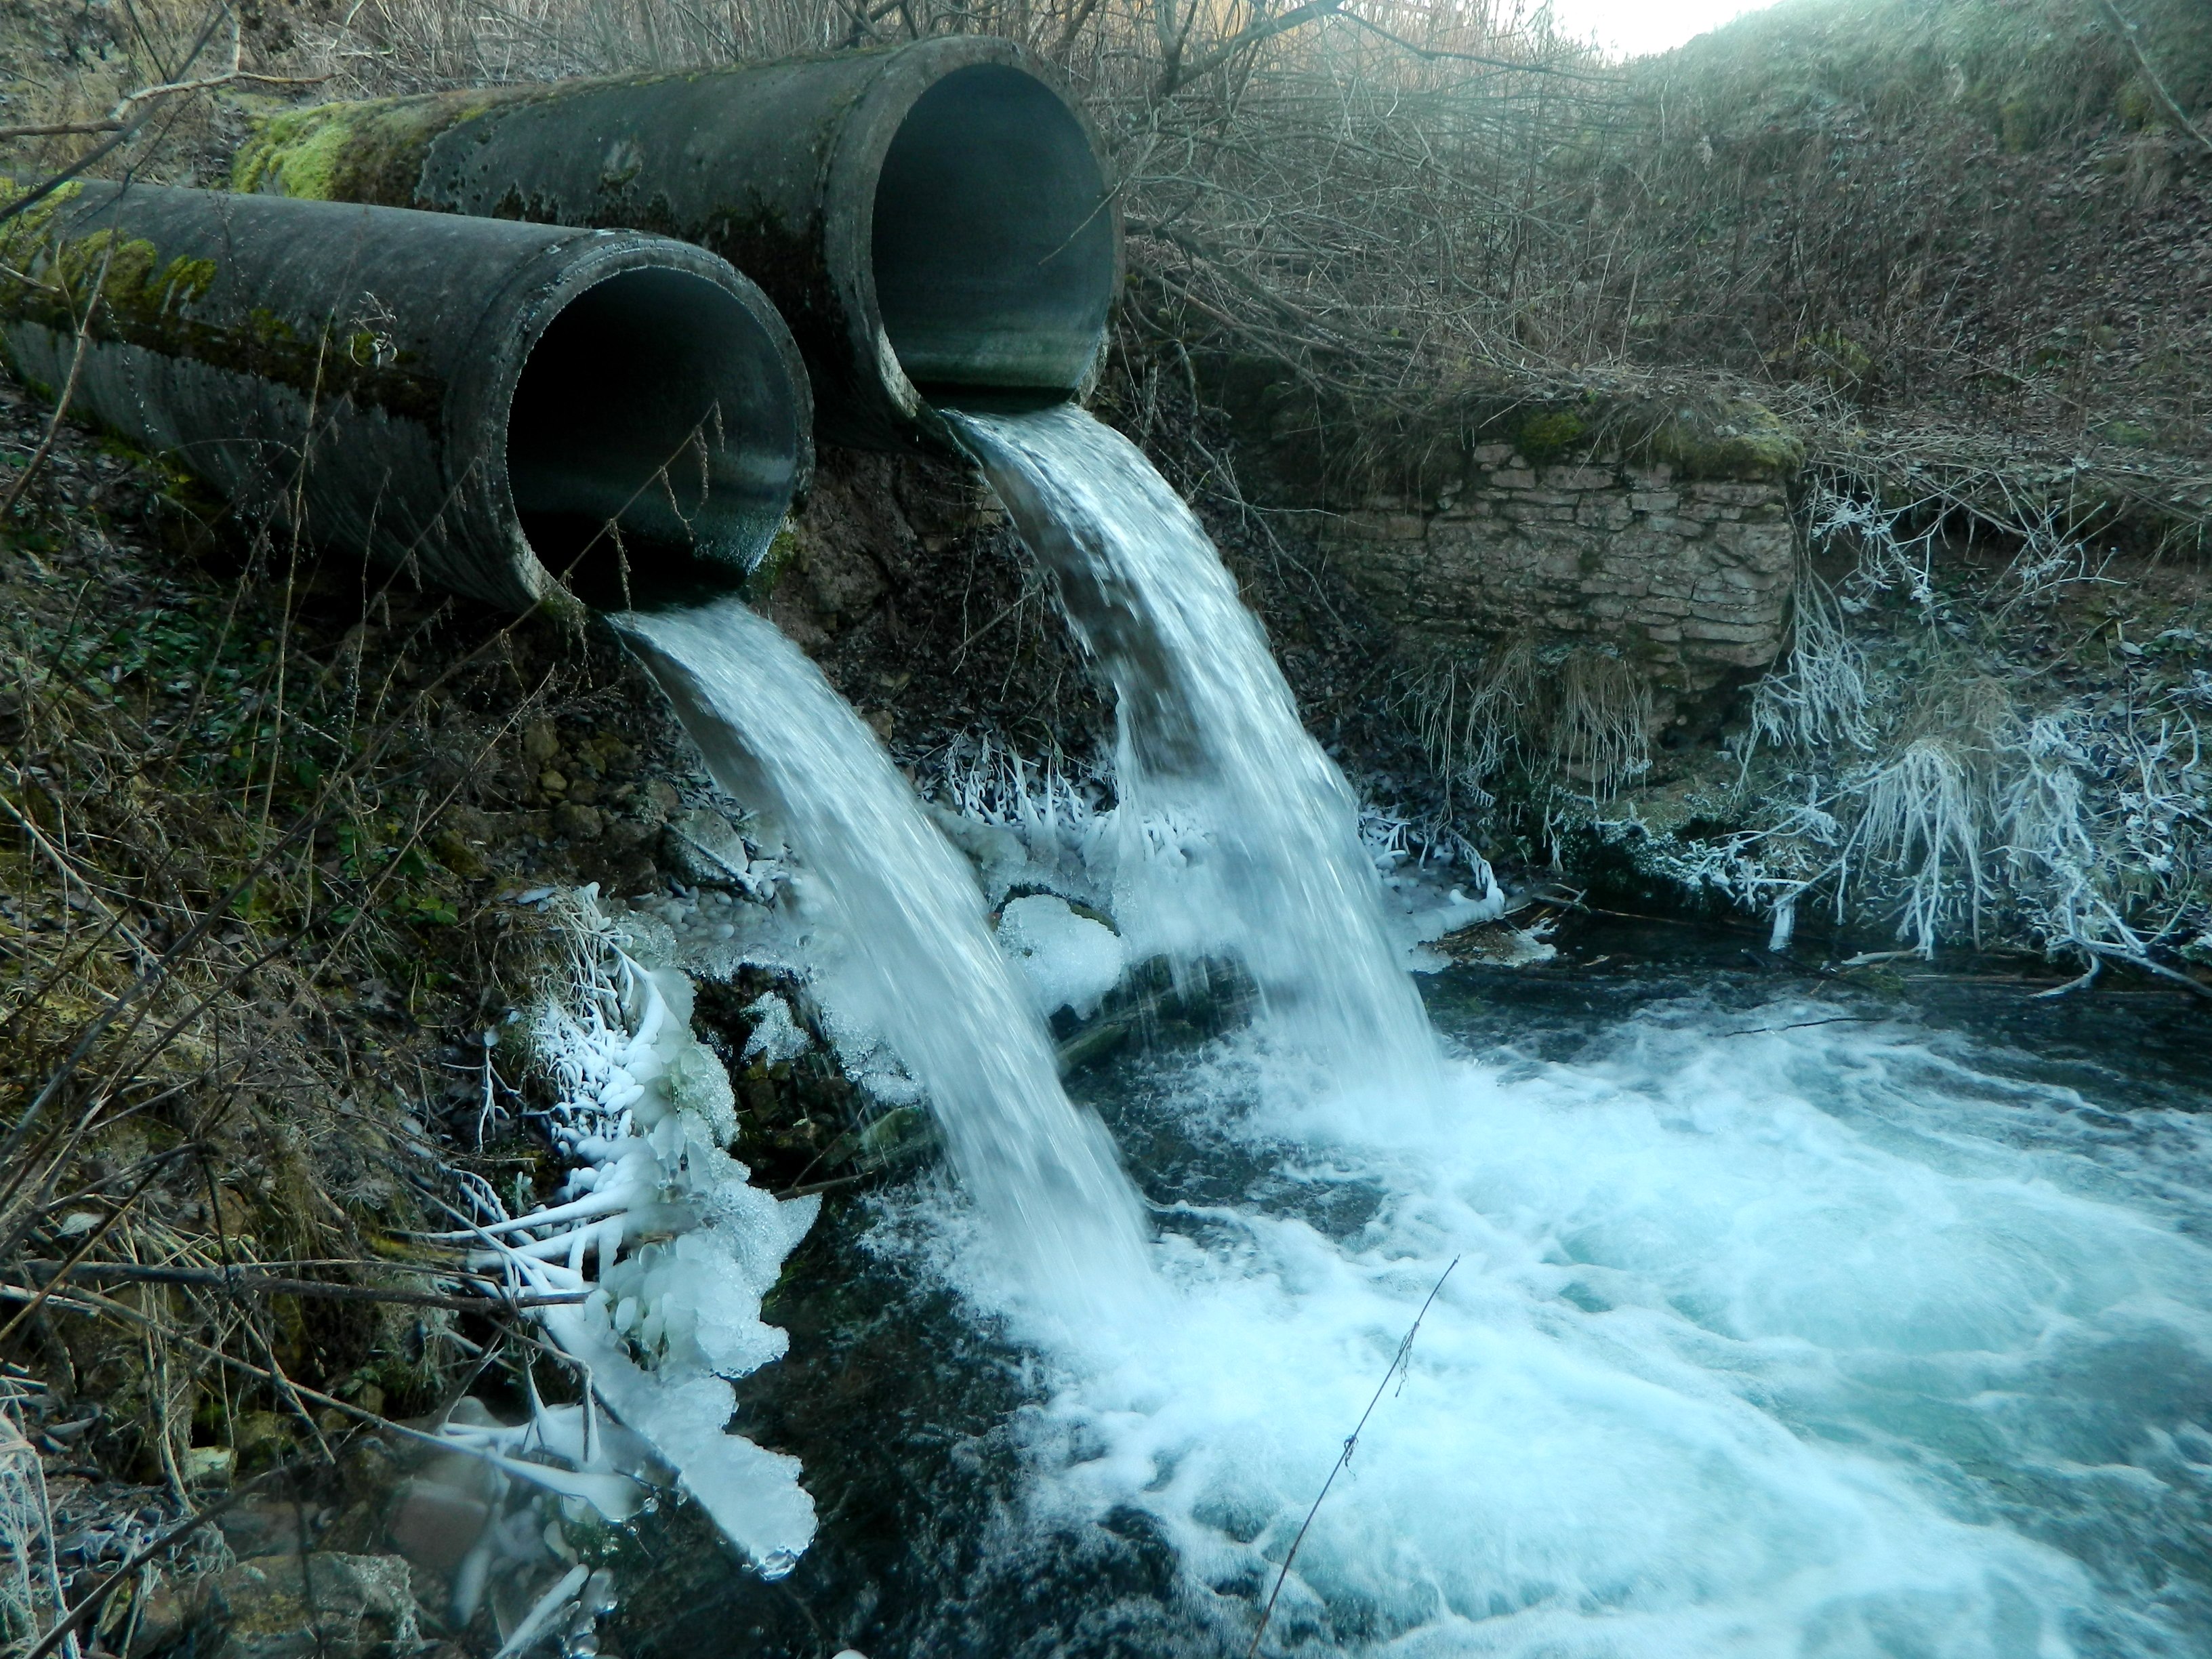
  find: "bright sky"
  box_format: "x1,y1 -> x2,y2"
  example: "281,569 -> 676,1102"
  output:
1542,0 -> 1784,59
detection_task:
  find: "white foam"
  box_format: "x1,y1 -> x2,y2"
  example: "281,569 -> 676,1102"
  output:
897,1004 -> 2212,1656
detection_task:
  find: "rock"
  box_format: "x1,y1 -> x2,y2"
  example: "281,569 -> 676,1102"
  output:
427,820 -> 489,880
212,1503 -> 323,1562
662,807 -> 749,884
553,803 -> 603,841
230,1415 -> 298,1477
132,1553 -> 419,1659
521,722 -> 560,766
384,1475 -> 491,1576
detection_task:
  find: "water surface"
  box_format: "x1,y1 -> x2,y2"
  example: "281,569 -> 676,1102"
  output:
618,927 -> 2212,1659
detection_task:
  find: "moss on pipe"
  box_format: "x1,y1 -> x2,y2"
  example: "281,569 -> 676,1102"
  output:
0,209 -> 443,422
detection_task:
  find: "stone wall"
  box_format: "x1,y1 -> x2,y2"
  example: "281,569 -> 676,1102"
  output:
1315,441 -> 1799,714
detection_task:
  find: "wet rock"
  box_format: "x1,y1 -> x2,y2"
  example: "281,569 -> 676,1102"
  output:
384,1456 -> 496,1577
553,803 -> 603,841
133,1553 -> 419,1659
213,1502 -> 323,1561
428,807 -> 494,880
662,807 -> 749,884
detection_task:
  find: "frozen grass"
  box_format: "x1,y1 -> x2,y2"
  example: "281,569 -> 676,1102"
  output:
1401,642 -> 1652,814
1748,559 -> 1875,756
0,1388 -> 64,1659
1845,736 -> 1989,956
1620,483 -> 2212,980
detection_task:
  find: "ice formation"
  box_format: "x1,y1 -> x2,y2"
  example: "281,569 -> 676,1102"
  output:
436,886 -> 819,1577
996,895 -> 1126,1019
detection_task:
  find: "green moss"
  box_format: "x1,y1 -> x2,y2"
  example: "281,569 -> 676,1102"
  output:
2116,77 -> 2161,128
1647,398 -> 1805,481
1517,410 -> 1588,465
230,89 -> 545,205
1998,94 -> 2047,153
0,178 -> 84,248
0,212 -> 439,424
45,231 -> 215,323
743,523 -> 802,602
230,106 -> 364,200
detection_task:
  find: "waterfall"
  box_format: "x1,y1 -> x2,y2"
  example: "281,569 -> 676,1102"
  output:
611,598 -> 1151,1321
946,403 -> 1438,1087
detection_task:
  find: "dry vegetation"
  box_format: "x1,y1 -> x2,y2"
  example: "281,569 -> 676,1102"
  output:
0,359 -> 735,1652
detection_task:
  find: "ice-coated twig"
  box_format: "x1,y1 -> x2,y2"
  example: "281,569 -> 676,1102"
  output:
489,1563 -> 589,1659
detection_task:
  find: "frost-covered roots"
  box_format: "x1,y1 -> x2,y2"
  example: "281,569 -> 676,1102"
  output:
1402,643 -> 1654,811
1621,482 -> 2210,977
898,1006 -> 2212,1658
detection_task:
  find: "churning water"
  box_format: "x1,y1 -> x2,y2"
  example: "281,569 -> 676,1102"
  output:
947,404 -> 1436,1090
611,599 -> 1149,1323
984,996 -> 2212,1658
625,954 -> 2212,1659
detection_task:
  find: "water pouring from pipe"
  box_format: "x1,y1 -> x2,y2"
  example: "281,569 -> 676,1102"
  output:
610,597 -> 1153,1327
946,403 -> 1440,1092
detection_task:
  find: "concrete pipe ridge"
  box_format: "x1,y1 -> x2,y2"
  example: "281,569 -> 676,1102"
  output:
230,37 -> 1124,452
0,180 -> 812,615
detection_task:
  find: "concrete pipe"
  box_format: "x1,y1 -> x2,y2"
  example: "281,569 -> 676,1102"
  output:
0,179 -> 811,614
230,37 -> 1122,451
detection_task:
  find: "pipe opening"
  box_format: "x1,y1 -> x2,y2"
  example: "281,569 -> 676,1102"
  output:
507,266 -> 801,609
871,63 -> 1116,398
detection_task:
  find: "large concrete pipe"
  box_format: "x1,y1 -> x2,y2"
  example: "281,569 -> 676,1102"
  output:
229,38 -> 1122,451
0,180 -> 810,614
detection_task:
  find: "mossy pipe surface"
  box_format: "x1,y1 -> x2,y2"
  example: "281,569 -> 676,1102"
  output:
230,37 -> 1122,451
0,178 -> 811,614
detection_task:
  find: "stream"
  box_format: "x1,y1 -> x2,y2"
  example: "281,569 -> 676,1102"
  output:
606,922 -> 2212,1659
589,404 -> 2211,1659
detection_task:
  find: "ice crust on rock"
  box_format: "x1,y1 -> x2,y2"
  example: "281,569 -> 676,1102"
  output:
740,991 -> 812,1066
997,895 -> 1127,1019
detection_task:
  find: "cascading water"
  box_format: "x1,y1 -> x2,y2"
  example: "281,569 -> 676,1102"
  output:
695,403 -> 2209,1658
583,406 -> 2206,1659
611,598 -> 1151,1322
945,404 -> 1438,1087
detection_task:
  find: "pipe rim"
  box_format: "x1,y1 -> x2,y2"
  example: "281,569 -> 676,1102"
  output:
823,36 -> 1124,441
447,232 -> 813,614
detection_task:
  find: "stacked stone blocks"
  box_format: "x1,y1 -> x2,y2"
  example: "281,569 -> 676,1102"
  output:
1319,440 -> 1798,703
